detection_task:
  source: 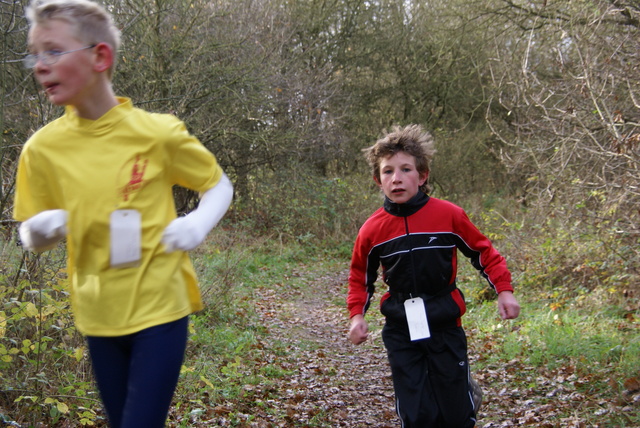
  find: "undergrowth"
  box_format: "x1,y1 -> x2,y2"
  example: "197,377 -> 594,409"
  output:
0,195 -> 638,426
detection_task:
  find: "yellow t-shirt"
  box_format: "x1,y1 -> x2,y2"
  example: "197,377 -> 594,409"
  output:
13,98 -> 223,336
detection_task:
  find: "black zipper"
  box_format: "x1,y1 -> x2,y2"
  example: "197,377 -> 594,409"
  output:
404,216 -> 420,298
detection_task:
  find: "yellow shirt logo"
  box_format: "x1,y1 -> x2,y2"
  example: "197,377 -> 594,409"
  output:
120,155 -> 148,202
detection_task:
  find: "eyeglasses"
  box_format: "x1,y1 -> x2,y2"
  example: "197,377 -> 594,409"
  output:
23,45 -> 96,69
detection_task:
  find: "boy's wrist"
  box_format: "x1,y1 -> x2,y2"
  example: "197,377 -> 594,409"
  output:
495,284 -> 514,294
348,308 -> 366,319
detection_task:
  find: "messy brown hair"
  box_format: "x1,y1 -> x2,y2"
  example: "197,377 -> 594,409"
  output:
363,124 -> 436,194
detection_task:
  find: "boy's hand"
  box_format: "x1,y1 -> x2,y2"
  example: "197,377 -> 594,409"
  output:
348,314 -> 369,345
19,209 -> 68,252
162,216 -> 206,252
498,291 -> 520,320
162,173 -> 233,253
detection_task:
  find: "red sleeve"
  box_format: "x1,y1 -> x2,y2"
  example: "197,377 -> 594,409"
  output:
347,221 -> 378,318
454,209 -> 513,294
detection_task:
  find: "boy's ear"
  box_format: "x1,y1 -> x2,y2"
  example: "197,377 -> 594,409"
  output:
373,175 -> 381,186
419,171 -> 429,186
93,42 -> 114,73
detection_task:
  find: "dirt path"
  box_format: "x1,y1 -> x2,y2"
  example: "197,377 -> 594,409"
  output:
241,262 -> 639,428
251,265 -> 400,427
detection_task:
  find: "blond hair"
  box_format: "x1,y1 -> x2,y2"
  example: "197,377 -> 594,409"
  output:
363,124 -> 437,194
26,0 -> 121,78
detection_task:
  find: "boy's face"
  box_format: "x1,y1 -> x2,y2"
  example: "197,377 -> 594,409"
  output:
376,151 -> 428,204
28,20 -> 96,107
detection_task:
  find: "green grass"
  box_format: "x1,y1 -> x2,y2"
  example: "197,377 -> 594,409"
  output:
465,281 -> 639,378
462,264 -> 639,426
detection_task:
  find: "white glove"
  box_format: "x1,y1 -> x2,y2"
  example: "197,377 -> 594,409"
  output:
162,173 -> 233,252
19,209 -> 68,252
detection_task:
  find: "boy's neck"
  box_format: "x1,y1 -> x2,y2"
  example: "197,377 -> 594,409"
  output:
384,192 -> 429,217
71,82 -> 119,120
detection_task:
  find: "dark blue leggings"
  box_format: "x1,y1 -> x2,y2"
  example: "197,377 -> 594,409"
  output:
86,316 -> 188,428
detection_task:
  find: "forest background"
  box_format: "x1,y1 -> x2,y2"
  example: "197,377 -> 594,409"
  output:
0,0 -> 639,426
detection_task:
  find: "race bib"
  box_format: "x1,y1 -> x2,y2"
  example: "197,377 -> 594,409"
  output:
110,210 -> 141,268
404,297 -> 431,341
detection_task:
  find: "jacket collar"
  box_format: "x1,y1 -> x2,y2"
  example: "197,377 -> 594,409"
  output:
384,191 -> 430,217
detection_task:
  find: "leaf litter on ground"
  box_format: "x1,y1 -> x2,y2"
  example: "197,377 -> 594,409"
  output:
171,260 -> 640,427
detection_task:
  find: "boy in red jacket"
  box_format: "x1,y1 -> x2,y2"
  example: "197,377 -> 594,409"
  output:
347,124 -> 520,427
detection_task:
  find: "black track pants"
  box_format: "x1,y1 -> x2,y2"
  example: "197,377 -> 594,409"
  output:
382,323 -> 477,428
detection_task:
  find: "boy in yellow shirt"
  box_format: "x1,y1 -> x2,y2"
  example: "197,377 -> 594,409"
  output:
14,0 -> 233,426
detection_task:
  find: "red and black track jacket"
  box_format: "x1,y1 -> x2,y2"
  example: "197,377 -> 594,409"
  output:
347,192 -> 513,326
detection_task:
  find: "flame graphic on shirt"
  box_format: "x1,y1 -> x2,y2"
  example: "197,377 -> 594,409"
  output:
121,155 -> 148,201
